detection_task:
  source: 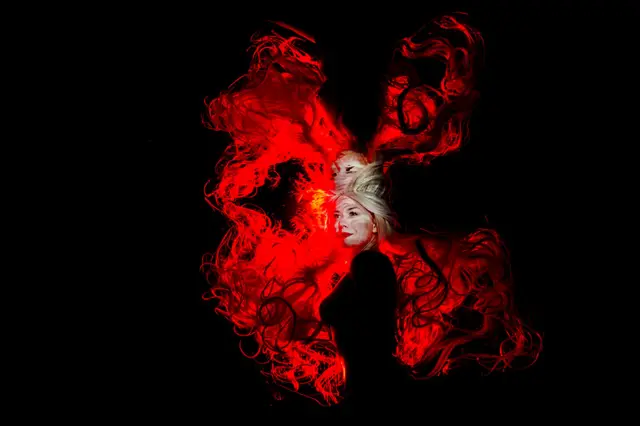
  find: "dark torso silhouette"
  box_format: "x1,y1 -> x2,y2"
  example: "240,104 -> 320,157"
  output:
320,250 -> 408,414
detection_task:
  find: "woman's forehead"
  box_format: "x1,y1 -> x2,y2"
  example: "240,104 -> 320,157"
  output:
336,196 -> 364,209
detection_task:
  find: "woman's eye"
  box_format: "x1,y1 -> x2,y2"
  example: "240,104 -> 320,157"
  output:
349,211 -> 358,217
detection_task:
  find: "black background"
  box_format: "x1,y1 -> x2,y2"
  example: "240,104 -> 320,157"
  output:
100,0 -> 621,420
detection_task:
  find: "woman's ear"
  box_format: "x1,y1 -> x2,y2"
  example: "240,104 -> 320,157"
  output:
373,222 -> 378,234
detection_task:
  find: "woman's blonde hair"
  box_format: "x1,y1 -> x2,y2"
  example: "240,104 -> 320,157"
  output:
331,158 -> 397,249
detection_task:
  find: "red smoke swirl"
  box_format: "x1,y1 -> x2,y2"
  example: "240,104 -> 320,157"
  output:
369,14 -> 483,167
202,30 -> 355,404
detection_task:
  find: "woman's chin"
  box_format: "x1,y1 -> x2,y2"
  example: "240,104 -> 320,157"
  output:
343,237 -> 358,247
343,238 -> 368,250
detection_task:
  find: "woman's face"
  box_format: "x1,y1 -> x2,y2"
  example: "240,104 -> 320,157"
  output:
331,152 -> 367,191
334,196 -> 376,247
